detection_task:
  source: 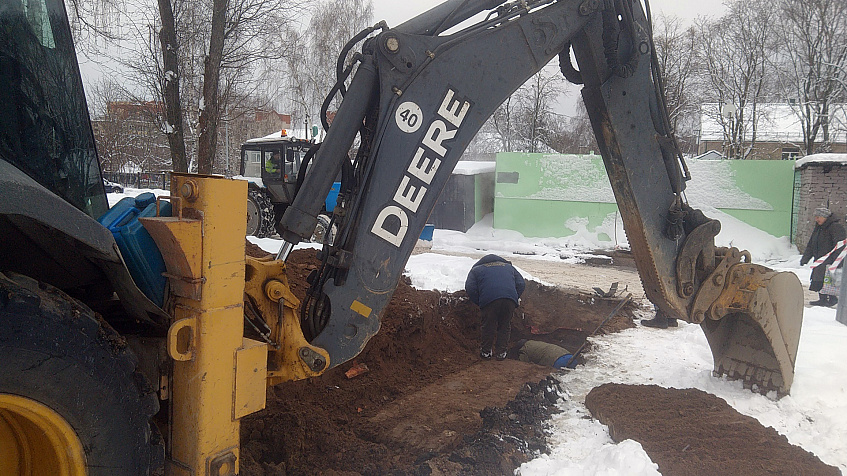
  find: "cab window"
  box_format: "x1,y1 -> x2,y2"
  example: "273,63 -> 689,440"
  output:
263,149 -> 281,177
242,149 -> 261,177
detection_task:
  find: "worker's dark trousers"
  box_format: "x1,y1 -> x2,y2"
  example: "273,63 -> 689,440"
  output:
480,298 -> 517,355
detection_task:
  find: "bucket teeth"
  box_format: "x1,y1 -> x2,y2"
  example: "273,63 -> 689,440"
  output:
698,266 -> 803,397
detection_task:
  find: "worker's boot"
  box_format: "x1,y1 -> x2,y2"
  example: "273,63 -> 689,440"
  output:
810,294 -> 828,306
827,295 -> 838,307
480,349 -> 492,360
641,316 -> 669,329
495,350 -> 507,361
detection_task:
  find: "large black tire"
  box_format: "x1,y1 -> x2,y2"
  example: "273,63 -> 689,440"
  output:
0,272 -> 163,475
246,188 -> 276,238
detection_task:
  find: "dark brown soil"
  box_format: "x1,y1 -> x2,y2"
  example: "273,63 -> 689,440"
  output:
585,384 -> 840,476
239,247 -> 835,475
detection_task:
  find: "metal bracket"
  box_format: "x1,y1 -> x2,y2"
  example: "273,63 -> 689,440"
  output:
689,247 -> 745,323
675,219 -> 720,298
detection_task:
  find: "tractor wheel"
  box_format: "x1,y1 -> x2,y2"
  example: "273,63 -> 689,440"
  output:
0,272 -> 163,476
311,214 -> 337,245
246,188 -> 275,238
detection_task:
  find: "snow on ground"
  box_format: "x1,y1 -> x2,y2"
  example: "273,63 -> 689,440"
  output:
516,307 -> 847,475
404,216 -> 846,475
116,188 -> 845,474
107,187 -> 170,207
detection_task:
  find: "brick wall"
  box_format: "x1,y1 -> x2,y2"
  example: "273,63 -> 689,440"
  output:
796,163 -> 847,253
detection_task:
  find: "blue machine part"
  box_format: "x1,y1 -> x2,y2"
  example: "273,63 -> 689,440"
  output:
419,224 -> 435,241
325,181 -> 341,212
553,354 -> 575,369
98,193 -> 171,307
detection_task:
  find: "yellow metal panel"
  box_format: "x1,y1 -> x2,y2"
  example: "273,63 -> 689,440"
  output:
234,338 -> 268,419
351,299 -> 372,318
150,174 -> 255,476
169,306 -> 243,469
140,216 -> 203,300
174,174 -> 247,309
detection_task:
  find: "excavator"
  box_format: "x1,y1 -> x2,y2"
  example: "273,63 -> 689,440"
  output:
0,0 -> 804,474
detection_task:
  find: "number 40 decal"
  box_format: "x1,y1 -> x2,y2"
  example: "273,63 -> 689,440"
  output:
395,102 -> 423,133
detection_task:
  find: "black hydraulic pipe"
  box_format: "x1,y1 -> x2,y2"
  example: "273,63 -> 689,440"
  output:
278,57 -> 378,243
395,0 -> 504,35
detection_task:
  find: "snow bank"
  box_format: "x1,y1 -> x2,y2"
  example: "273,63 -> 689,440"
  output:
453,161 -> 496,175
106,187 -> 169,207
795,153 -> 847,168
432,214 -> 628,264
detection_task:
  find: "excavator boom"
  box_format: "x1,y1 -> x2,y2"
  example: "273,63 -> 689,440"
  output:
278,0 -> 805,395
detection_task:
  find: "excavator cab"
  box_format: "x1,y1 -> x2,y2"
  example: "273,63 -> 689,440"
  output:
0,0 -> 109,219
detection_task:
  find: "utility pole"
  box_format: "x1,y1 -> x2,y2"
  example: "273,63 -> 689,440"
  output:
225,108 -> 230,176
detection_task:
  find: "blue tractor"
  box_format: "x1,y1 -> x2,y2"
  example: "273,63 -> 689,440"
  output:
238,132 -> 339,242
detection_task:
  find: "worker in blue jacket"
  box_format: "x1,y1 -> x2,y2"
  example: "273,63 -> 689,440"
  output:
465,254 -> 525,361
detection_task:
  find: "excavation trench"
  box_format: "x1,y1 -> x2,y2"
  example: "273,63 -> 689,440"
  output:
239,247 -> 835,475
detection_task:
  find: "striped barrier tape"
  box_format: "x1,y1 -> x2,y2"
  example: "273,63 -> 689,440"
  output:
811,238 -> 847,273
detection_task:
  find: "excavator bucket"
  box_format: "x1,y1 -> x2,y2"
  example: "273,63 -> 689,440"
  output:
699,266 -> 804,396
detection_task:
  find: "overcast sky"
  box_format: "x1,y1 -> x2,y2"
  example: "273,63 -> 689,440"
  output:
365,0 -> 726,116
372,0 -> 726,28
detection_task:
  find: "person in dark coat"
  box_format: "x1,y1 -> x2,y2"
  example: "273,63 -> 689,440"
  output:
800,207 -> 846,306
465,254 -> 525,360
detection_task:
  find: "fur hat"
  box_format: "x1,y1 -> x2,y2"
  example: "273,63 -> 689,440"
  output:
814,207 -> 832,218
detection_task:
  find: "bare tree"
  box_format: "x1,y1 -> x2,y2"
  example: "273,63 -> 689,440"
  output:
775,0 -> 847,155
194,0 -> 228,174
282,0 -> 374,129
490,95 -> 517,152
484,66 -> 566,153
88,78 -> 128,174
652,13 -> 700,154
548,102 -> 599,155
157,0 -> 188,171
77,0 -> 304,173
514,69 -> 567,153
695,0 -> 778,159
89,78 -> 172,174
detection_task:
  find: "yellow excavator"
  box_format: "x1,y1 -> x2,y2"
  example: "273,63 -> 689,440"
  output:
0,0 -> 804,474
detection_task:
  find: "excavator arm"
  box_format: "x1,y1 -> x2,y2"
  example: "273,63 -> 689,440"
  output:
277,0 -> 804,395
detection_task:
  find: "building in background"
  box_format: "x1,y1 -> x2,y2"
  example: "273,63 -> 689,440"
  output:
698,103 -> 847,160
91,101 -> 292,181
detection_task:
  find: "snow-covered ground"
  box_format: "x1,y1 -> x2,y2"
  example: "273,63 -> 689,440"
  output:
248,212 -> 846,475
398,215 -> 846,475
106,187 -> 170,208
111,188 -> 846,474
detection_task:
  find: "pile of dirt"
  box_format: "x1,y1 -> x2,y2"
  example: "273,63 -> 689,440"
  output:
239,248 -> 833,475
585,384 -> 840,476
239,248 -> 635,474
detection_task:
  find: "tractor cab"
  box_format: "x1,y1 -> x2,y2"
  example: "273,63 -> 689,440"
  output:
240,131 -> 313,207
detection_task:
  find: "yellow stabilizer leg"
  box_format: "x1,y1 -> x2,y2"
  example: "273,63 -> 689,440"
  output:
142,174 -> 267,476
